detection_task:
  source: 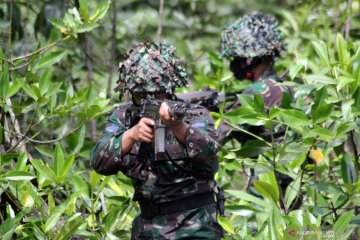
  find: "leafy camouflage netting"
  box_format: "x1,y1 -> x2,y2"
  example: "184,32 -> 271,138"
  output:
220,11 -> 285,59
115,41 -> 189,94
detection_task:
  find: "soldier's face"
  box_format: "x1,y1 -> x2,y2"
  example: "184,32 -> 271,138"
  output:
132,91 -> 170,105
230,57 -> 260,80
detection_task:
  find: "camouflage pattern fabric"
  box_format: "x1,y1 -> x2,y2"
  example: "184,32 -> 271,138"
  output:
131,203 -> 221,240
220,11 -> 285,59
114,41 -> 189,94
90,102 -> 221,238
219,68 -> 292,144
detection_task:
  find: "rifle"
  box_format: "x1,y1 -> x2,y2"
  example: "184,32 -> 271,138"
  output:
176,86 -> 240,112
125,96 -> 188,161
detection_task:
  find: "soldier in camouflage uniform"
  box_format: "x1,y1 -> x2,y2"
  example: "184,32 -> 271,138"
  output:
219,11 -> 292,144
90,42 -> 222,239
220,12 -> 294,198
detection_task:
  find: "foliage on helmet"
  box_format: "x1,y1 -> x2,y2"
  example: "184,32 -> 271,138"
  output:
220,12 -> 285,59
114,41 -> 189,94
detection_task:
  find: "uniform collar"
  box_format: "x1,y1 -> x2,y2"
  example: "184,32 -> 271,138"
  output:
255,67 -> 276,82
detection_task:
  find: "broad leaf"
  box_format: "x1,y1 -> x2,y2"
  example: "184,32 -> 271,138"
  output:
305,75 -> 336,85
38,51 -> 67,70
333,211 -> 353,239
31,159 -> 56,182
225,190 -> 268,208
4,171 -> 36,181
341,153 -> 356,184
235,140 -> 270,157
254,180 -> 279,202
54,143 -> 64,177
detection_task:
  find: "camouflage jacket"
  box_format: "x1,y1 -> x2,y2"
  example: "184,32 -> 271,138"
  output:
90,102 -> 219,203
219,68 -> 293,144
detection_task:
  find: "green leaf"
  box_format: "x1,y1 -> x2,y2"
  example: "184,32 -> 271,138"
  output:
15,153 -> 28,171
0,153 -> 20,164
259,172 -> 279,200
280,109 -> 311,127
337,76 -> 355,92
281,92 -> 292,109
313,104 -> 333,124
44,82 -> 63,98
289,64 -> 303,80
79,0 -> 89,21
54,144 -> 64,177
311,127 -> 334,141
77,23 -> 100,33
35,145 -> 54,158
333,211 -> 353,239
7,79 -> 21,98
225,190 -> 268,208
252,94 -> 265,112
38,51 -> 67,70
17,79 -> 38,100
217,215 -> 234,234
54,216 -> 83,240
48,193 -> 55,216
342,99 -> 353,122
90,170 -> 102,187
341,153 -> 356,184
31,159 -> 56,182
335,123 -> 351,138
44,213 -> 61,233
49,19 -> 67,31
0,208 -> 30,238
353,87 -> 360,112
284,178 -> 301,210
304,75 -> 336,85
40,69 -> 52,95
0,67 -> 9,99
311,87 -> 327,113
235,140 -> 270,157
74,175 -> 89,195
312,41 -> 330,67
253,180 -> 279,202
280,9 -> 299,32
60,154 -> 75,178
208,52 -> 223,67
88,0 -> 110,23
4,171 -> 36,181
337,33 -> 350,70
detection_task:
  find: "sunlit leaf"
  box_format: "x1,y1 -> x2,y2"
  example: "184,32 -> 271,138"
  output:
334,211 -> 353,239
305,75 -> 336,85
38,51 -> 67,70
54,143 -> 64,177
312,41 -> 330,67
217,215 -> 235,234
4,171 -> 36,181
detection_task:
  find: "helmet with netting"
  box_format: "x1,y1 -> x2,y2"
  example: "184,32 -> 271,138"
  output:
114,41 -> 189,94
220,11 -> 285,59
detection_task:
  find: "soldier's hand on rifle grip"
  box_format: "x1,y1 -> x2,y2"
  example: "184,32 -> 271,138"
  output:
130,117 -> 155,143
159,102 -> 182,128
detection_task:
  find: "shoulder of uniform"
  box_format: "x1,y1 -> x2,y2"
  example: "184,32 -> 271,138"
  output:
109,102 -> 133,119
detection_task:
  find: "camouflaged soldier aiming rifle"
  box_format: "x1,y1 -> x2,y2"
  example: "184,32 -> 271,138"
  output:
220,12 -> 295,201
90,42 -> 223,239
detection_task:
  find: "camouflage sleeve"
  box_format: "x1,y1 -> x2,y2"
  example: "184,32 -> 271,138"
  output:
90,105 -> 139,176
185,105 -> 220,165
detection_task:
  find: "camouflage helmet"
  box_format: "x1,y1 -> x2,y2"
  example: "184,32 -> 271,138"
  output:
114,41 -> 189,94
220,12 -> 285,59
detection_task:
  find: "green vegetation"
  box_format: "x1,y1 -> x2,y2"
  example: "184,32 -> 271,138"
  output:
0,0 -> 359,239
